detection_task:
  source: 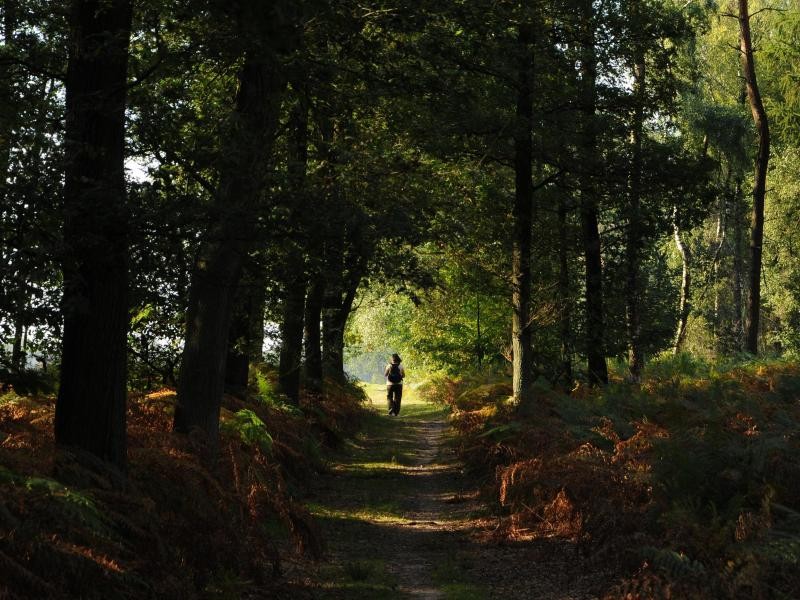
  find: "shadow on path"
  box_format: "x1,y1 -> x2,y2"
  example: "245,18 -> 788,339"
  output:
294,387 -> 610,599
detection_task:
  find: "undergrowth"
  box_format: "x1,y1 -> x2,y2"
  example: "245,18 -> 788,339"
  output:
427,357 -> 800,599
0,368 -> 366,599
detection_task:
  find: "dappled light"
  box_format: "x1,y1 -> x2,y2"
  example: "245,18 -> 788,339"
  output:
3,0 -> 800,597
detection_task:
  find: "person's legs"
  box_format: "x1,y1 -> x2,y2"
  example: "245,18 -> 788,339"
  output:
387,385 -> 394,414
387,384 -> 401,415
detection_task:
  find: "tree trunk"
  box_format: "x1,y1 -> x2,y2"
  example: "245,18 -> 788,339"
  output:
738,0 -> 770,355
712,190 -> 727,344
578,0 -> 608,385
11,317 -> 24,371
321,227 -> 346,381
279,275 -> 306,402
278,101 -> 309,404
732,180 -> 745,348
625,16 -> 645,380
318,113 -> 349,383
322,299 -> 347,381
476,295 -> 484,369
54,0 -> 134,473
225,310 -> 250,395
224,266 -> 266,395
329,252 -> 366,382
557,194 -> 572,386
512,23 -> 535,410
303,278 -> 324,390
3,4 -> 21,371
175,55 -> 286,444
0,0 -> 17,180
672,206 -> 692,354
322,232 -> 368,383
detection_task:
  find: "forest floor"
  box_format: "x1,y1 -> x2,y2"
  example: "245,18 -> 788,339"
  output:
284,385 -> 615,599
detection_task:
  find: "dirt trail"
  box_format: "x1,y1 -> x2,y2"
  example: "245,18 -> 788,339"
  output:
298,390 -> 609,599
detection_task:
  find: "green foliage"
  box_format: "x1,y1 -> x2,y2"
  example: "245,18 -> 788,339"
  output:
2,467 -> 114,541
640,547 -> 707,580
455,383 -> 512,412
24,476 -> 118,540
761,7 -> 800,142
255,367 -> 274,402
645,351 -> 711,381
476,421 -> 522,442
347,245 -> 510,379
221,409 -> 274,455
0,367 -> 58,396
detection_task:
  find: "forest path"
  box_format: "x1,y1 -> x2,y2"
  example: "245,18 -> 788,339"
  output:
296,384 -> 608,599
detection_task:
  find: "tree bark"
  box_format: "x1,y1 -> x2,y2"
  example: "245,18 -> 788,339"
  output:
2,3 -> 19,352
3,5 -> 28,377
557,194 -> 572,386
625,12 -> 645,380
476,295 -> 484,369
322,226 -> 368,383
0,0 -> 17,180
278,101 -> 309,404
329,248 -> 367,381
322,292 -> 348,381
303,278 -> 324,390
317,113 -> 350,383
738,0 -> 770,355
54,0 -> 134,473
321,230 -> 346,381
578,0 -> 608,385
279,276 -> 306,402
512,23 -> 535,410
174,55 -> 286,443
11,317 -> 24,371
224,265 -> 266,395
672,206 -> 692,354
712,189 -> 727,343
732,180 -> 745,348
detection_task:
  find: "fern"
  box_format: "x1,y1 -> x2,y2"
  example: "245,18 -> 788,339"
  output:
640,546 -> 707,580
477,421 -> 521,441
2,467 -> 118,544
221,409 -> 273,455
25,476 -> 120,545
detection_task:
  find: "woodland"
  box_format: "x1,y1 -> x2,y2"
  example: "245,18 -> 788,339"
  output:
2,0 -> 800,598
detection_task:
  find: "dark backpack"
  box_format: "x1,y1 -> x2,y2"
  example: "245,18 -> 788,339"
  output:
387,363 -> 402,384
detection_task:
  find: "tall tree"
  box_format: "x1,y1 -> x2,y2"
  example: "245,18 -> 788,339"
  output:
624,0 -> 646,380
54,0 -> 134,471
0,0 -> 17,182
557,193 -> 573,384
303,279 -> 324,389
318,112 -> 347,382
277,98 -> 309,404
577,0 -> 608,385
224,262 -> 266,394
174,24 -> 290,443
738,0 -> 770,355
1,1 -> 22,373
512,23 -> 535,408
672,206 -> 691,353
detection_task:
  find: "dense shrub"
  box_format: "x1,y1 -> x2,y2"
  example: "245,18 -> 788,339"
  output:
442,360 -> 800,599
0,370 -> 366,599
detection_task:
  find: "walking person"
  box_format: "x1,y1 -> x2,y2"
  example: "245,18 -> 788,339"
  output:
385,353 -> 405,416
